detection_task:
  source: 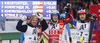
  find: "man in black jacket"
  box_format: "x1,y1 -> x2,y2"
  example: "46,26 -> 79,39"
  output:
16,13 -> 48,43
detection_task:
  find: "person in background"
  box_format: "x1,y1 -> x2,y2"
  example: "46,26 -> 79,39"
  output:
60,13 -> 72,43
20,16 -> 30,43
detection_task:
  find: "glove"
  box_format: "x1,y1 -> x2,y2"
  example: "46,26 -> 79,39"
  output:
91,13 -> 97,21
70,37 -> 72,43
67,37 -> 72,43
21,15 -> 27,21
80,36 -> 85,43
36,13 -> 43,21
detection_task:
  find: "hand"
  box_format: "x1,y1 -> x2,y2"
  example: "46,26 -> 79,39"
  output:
70,37 -> 72,43
21,15 -> 27,21
91,13 -> 97,21
36,13 -> 43,21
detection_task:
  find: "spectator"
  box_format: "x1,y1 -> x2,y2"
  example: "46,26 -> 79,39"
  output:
57,0 -> 98,19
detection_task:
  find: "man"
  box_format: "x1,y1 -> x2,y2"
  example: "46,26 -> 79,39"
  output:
60,13 -> 72,43
70,10 -> 99,43
20,16 -> 30,43
16,13 -> 48,43
47,10 -> 73,43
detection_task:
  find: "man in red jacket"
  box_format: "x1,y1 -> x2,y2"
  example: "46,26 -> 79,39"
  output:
46,10 -> 73,43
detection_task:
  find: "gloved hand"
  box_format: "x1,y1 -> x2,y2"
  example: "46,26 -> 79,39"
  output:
80,36 -> 85,43
70,37 -> 72,43
91,13 -> 97,21
21,15 -> 27,21
36,13 -> 43,21
67,37 -> 72,43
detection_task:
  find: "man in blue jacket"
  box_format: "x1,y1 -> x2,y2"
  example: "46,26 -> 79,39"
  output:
20,16 -> 30,43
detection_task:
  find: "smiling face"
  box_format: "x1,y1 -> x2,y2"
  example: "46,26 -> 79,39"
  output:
52,15 -> 58,22
30,15 -> 38,26
31,18 -> 38,26
79,14 -> 86,20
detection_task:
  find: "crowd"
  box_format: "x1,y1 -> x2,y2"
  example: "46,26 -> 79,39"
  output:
57,0 -> 99,19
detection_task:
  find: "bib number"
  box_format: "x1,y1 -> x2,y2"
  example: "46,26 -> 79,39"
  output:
80,32 -> 83,36
79,24 -> 86,30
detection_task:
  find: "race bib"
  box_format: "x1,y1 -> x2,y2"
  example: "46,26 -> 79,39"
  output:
24,35 -> 37,43
77,32 -> 89,42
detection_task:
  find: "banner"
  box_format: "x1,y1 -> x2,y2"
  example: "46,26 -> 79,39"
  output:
0,1 -> 57,17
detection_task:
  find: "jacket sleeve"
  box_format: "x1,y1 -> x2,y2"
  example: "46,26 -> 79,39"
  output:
93,21 -> 100,30
41,19 -> 48,32
66,24 -> 71,37
70,20 -> 77,26
20,32 -> 24,43
64,14 -> 74,24
16,20 -> 27,32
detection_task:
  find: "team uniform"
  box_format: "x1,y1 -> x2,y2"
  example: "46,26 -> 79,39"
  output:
47,10 -> 73,43
70,20 -> 99,43
24,25 -> 39,43
48,20 -> 64,43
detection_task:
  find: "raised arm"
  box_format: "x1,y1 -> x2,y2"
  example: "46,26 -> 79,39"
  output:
16,20 -> 27,32
64,13 -> 74,24
70,20 -> 77,26
41,19 -> 48,32
36,13 -> 48,32
16,16 -> 27,32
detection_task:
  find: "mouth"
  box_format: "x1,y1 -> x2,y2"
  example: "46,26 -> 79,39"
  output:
80,17 -> 85,20
54,19 -> 56,20
32,22 -> 36,25
81,17 -> 85,18
54,18 -> 58,19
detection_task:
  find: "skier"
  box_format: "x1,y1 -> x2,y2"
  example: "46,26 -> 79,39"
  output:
16,13 -> 48,43
70,9 -> 99,43
60,13 -> 72,43
47,10 -> 73,43
20,16 -> 30,43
